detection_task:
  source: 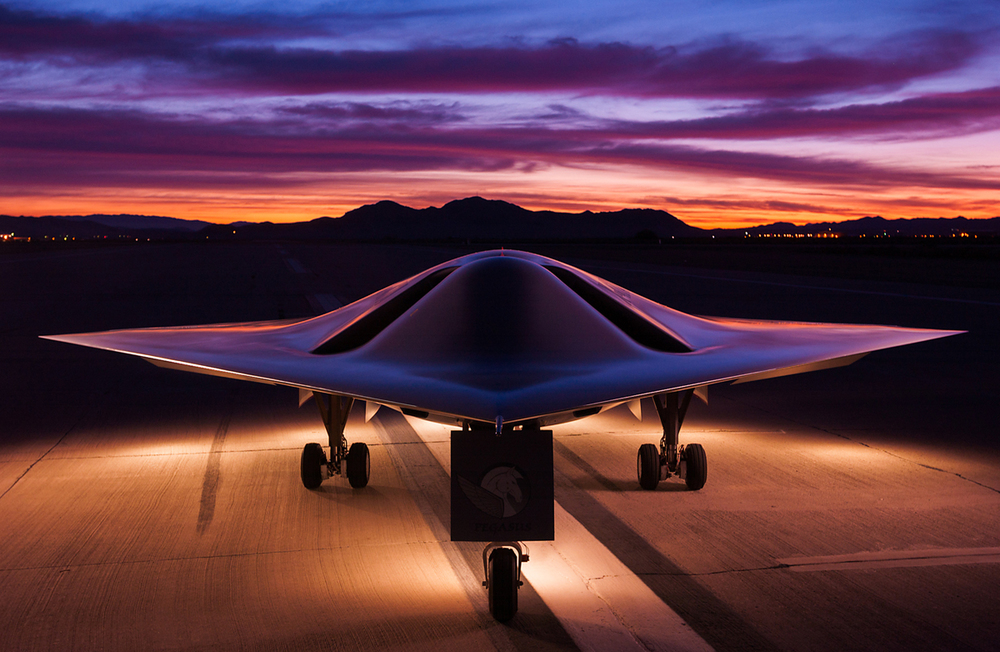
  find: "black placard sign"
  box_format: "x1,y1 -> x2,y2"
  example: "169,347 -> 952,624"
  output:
450,429 -> 554,541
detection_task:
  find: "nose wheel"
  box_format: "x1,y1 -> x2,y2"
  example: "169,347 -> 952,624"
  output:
482,542 -> 528,622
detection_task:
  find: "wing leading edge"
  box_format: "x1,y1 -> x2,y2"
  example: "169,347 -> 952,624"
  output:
43,250 -> 961,425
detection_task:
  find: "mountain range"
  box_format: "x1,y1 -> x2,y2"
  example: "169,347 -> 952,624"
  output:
3,197 -> 998,241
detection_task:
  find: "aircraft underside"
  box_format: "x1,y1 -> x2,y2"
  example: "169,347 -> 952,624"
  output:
301,387 -> 706,622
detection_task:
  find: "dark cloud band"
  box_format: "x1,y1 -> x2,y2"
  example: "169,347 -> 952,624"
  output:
3,103 -> 997,193
0,5 -> 981,99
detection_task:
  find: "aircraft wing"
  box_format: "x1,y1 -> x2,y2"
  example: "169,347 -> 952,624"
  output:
43,250 -> 961,425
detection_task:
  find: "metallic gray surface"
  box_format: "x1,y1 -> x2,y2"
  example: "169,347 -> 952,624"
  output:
44,249 -> 960,426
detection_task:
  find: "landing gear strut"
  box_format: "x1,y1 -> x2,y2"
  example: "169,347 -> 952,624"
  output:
636,390 -> 707,491
300,393 -> 370,489
482,542 -> 528,622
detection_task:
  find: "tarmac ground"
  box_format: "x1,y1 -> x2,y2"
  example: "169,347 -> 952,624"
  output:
1,241 -> 997,651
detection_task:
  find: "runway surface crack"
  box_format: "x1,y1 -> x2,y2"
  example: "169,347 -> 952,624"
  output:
732,397 -> 1000,495
821,430 -> 1000,495
660,564 -> 790,577
0,381 -> 114,502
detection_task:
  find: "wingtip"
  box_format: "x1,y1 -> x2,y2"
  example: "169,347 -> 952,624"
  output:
38,332 -> 124,352
39,333 -> 81,344
926,329 -> 967,339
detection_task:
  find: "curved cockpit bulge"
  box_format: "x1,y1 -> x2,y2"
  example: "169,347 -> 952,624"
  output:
308,250 -> 694,362
359,254 -> 645,366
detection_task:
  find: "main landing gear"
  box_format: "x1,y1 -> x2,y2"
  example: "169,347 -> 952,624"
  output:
300,393 -> 370,489
637,390 -> 707,491
482,542 -> 528,622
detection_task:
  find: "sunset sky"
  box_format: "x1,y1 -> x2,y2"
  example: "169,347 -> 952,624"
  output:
2,0 -> 998,228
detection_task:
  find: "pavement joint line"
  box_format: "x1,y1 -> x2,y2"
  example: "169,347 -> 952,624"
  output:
0,380 -> 119,502
573,554 -> 1000,578
15,440 -> 399,462
819,428 -> 1000,495
728,396 -> 1000,495
557,551 -> 654,652
652,566 -> 789,577
0,551 -> 799,580
553,428 -> 780,438
0,539 -> 455,574
776,547 -> 1000,571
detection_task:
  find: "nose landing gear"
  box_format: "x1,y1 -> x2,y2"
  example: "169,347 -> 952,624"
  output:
482,542 -> 528,622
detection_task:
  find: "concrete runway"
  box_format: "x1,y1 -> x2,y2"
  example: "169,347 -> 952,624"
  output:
1,241 -> 997,650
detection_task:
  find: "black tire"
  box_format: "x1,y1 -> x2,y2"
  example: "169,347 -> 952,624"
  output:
684,443 -> 707,491
347,442 -> 370,488
300,442 -> 325,489
488,548 -> 518,622
637,443 -> 660,490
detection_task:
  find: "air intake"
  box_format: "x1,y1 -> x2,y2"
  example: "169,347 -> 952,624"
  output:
543,265 -> 691,353
312,267 -> 456,354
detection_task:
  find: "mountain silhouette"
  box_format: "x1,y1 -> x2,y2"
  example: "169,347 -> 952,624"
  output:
4,198 -> 998,241
199,196 -> 703,241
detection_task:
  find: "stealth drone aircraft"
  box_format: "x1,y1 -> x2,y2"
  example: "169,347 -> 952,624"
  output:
44,249 -> 961,621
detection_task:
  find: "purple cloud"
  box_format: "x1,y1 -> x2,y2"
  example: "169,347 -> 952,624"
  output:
3,103 -> 998,194
279,102 -> 467,126
146,32 -> 985,99
0,5 -> 320,59
0,5 -> 982,100
609,86 -> 1000,140
661,197 -> 838,215
582,142 -> 1000,191
640,31 -> 980,99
